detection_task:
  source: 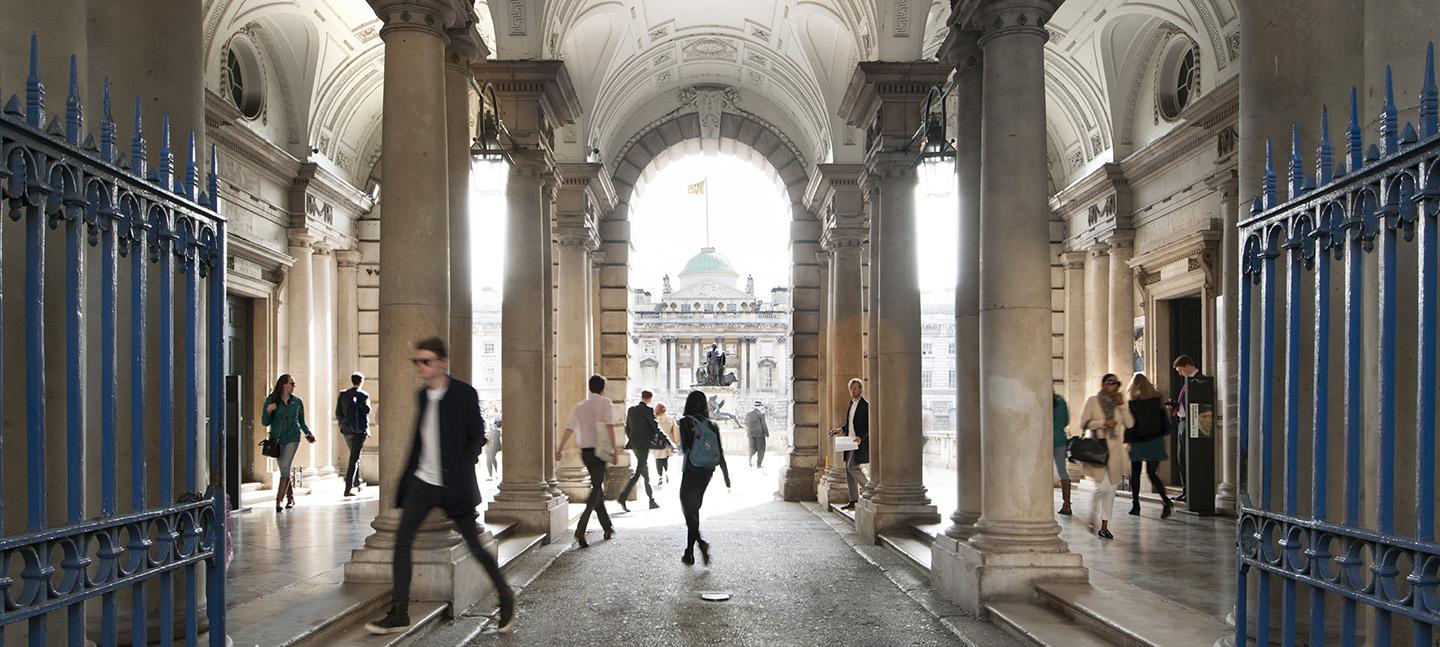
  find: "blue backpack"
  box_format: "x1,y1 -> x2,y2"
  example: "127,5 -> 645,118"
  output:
685,416 -> 722,468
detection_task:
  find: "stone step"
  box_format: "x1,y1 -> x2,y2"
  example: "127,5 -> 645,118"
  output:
302,601 -> 447,647
240,481 -> 264,492
878,531 -> 932,573
828,503 -> 857,524
1034,573 -> 1229,647
986,601 -> 1115,647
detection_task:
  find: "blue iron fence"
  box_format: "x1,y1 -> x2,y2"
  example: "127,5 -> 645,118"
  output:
0,35 -> 226,646
1237,45 -> 1440,646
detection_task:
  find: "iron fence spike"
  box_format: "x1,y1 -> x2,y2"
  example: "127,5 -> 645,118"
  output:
26,32 -> 44,128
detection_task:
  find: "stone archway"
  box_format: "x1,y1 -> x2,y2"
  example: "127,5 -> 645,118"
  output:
594,98 -> 823,501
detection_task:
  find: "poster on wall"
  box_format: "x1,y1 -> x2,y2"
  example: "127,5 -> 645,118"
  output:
1132,315 -> 1146,373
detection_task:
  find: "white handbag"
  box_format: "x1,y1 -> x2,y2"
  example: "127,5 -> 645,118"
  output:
593,422 -> 614,462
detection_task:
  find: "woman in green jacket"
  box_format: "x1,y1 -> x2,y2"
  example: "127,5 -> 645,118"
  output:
262,374 -> 315,512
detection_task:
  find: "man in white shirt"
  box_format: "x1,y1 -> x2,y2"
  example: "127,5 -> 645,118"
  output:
556,374 -> 621,547
366,337 -> 514,635
828,378 -> 870,510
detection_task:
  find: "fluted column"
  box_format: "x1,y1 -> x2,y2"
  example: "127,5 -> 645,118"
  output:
336,250 -> 362,471
553,207 -> 596,501
936,0 -> 1085,614
945,30 -> 984,541
445,37 -> 477,381
840,62 -> 949,540
1105,235 -> 1135,388
471,59 -> 580,540
348,0 -> 495,612
310,244 -> 337,477
1209,172 -> 1239,513
285,235 -> 316,473
1084,246 -> 1111,384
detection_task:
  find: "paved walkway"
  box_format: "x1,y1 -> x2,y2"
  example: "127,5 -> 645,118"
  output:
447,462 -> 1011,646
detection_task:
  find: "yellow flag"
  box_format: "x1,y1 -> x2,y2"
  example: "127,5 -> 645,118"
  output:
686,180 -> 706,195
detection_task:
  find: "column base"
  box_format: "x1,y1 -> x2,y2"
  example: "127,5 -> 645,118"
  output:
1215,483 -> 1237,514
556,465 -> 591,502
817,467 -> 851,507
605,465 -> 633,501
930,534 -> 1087,615
853,492 -> 939,544
345,535 -> 496,613
780,465 -> 817,502
944,510 -> 980,540
484,491 -> 569,543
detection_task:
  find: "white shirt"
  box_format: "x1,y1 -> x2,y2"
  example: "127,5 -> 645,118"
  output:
415,385 -> 447,486
567,393 -> 614,448
847,398 -> 859,435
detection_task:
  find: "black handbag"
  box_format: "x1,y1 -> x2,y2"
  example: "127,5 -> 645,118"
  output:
1066,435 -> 1109,466
259,438 -> 281,459
650,426 -> 672,451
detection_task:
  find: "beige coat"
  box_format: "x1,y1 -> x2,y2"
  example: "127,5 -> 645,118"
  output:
653,412 -> 680,459
1078,394 -> 1135,484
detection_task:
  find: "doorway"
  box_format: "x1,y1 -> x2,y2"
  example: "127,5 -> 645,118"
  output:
225,295 -> 255,487
1163,296 -> 1203,484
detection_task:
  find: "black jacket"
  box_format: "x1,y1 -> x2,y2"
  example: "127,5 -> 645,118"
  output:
394,378 -> 487,518
840,397 -> 870,465
624,402 -> 659,450
1125,396 -> 1169,444
678,415 -> 732,487
335,387 -> 371,436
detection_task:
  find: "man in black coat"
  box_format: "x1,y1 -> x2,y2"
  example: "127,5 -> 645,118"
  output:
366,337 -> 515,635
334,372 -> 371,497
829,378 -> 869,510
617,390 -> 660,512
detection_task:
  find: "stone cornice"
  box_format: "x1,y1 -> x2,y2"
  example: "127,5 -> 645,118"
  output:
555,162 -> 617,214
1116,117 -> 1214,187
471,59 -> 582,126
1182,76 -> 1239,133
838,62 -> 951,131
1127,229 -> 1224,273
369,0 -> 465,38
1050,163 -> 1128,216
803,163 -> 866,214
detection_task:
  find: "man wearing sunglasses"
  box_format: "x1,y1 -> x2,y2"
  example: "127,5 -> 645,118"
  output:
366,336 -> 515,635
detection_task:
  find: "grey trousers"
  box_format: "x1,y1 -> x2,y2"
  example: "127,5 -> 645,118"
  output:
844,453 -> 868,503
748,436 -> 767,466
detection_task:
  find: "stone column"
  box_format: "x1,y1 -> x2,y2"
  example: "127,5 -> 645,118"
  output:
86,0 -> 204,160
310,245 -> 337,477
814,250 -> 831,491
347,1 -> 494,612
781,208 -> 822,501
471,59 -> 580,541
445,37 -> 478,381
862,216 -> 882,500
285,234 -> 316,476
811,164 -> 867,505
840,63 -> 949,540
552,163 -> 607,501
942,30 -> 984,542
336,250 -> 362,471
1105,235 -> 1135,388
541,176 -> 562,499
1061,253 -> 1088,430
935,1 -> 1086,614
1084,246 -> 1110,385
1209,172 -> 1239,513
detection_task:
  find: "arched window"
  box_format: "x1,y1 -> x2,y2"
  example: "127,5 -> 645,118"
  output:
1156,34 -> 1200,121
224,37 -> 265,120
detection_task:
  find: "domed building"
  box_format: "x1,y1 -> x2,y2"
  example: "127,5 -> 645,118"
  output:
629,247 -> 792,435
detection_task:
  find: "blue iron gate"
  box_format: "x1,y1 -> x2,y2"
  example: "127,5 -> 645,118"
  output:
1237,45 -> 1440,646
0,36 -> 226,646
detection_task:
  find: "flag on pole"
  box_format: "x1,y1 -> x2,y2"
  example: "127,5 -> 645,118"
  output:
686,180 -> 706,195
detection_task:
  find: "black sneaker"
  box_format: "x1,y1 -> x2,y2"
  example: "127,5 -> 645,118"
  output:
648,499 -> 660,510
497,591 -> 516,634
364,606 -> 410,635
840,502 -> 856,511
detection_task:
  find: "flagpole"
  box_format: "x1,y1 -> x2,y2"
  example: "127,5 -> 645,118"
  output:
704,176 -> 711,247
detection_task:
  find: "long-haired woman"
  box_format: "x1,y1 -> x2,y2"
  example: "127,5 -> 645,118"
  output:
261,374 -> 315,513
653,402 -> 680,485
677,390 -> 731,565
1125,373 -> 1173,518
1079,373 -> 1134,539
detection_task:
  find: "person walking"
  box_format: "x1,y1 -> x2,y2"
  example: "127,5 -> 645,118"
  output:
261,374 -> 315,513
1079,373 -> 1133,540
677,390 -> 731,565
365,337 -> 514,635
1053,392 -> 1073,516
828,378 -> 869,511
1125,373 -> 1174,518
617,390 -> 660,511
744,401 -> 770,468
556,375 -> 621,547
334,372 -> 371,497
482,406 -> 502,481
653,402 -> 679,485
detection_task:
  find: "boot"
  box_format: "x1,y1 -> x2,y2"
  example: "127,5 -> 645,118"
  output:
275,476 -> 289,513
1129,499 -> 1141,516
285,479 -> 296,508
1057,480 -> 1073,516
1161,496 -> 1174,519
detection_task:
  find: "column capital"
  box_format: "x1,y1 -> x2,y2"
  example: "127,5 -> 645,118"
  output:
555,223 -> 600,250
445,18 -> 486,72
555,162 -> 618,215
1102,231 -> 1135,253
1086,243 -> 1111,259
974,0 -> 1061,46
1061,250 -> 1088,271
472,60 -> 581,151
336,250 -> 363,268
287,230 -> 318,250
368,0 -> 463,39
838,61 -> 952,154
938,29 -> 983,76
311,242 -> 335,256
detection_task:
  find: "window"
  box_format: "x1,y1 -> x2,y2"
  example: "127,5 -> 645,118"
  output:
224,38 -> 264,120
947,370 -> 955,389
922,371 -> 933,388
641,360 -> 658,387
948,343 -> 955,356
760,362 -> 776,389
484,342 -> 496,355
922,343 -> 933,356
1157,35 -> 1200,121
935,413 -> 950,430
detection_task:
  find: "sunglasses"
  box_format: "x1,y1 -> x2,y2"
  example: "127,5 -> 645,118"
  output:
412,357 -> 435,366
1103,380 -> 1121,386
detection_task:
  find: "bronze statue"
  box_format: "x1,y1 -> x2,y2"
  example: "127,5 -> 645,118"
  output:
694,343 -> 738,386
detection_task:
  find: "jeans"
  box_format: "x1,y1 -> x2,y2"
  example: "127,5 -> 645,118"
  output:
748,436 -> 766,467
342,433 -> 366,491
679,465 -> 715,551
617,447 -> 653,502
844,452 -> 868,503
392,479 -> 510,609
577,448 -> 613,534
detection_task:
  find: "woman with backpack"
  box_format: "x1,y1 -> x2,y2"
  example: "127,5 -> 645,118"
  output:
677,390 -> 732,565
262,374 -> 315,513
